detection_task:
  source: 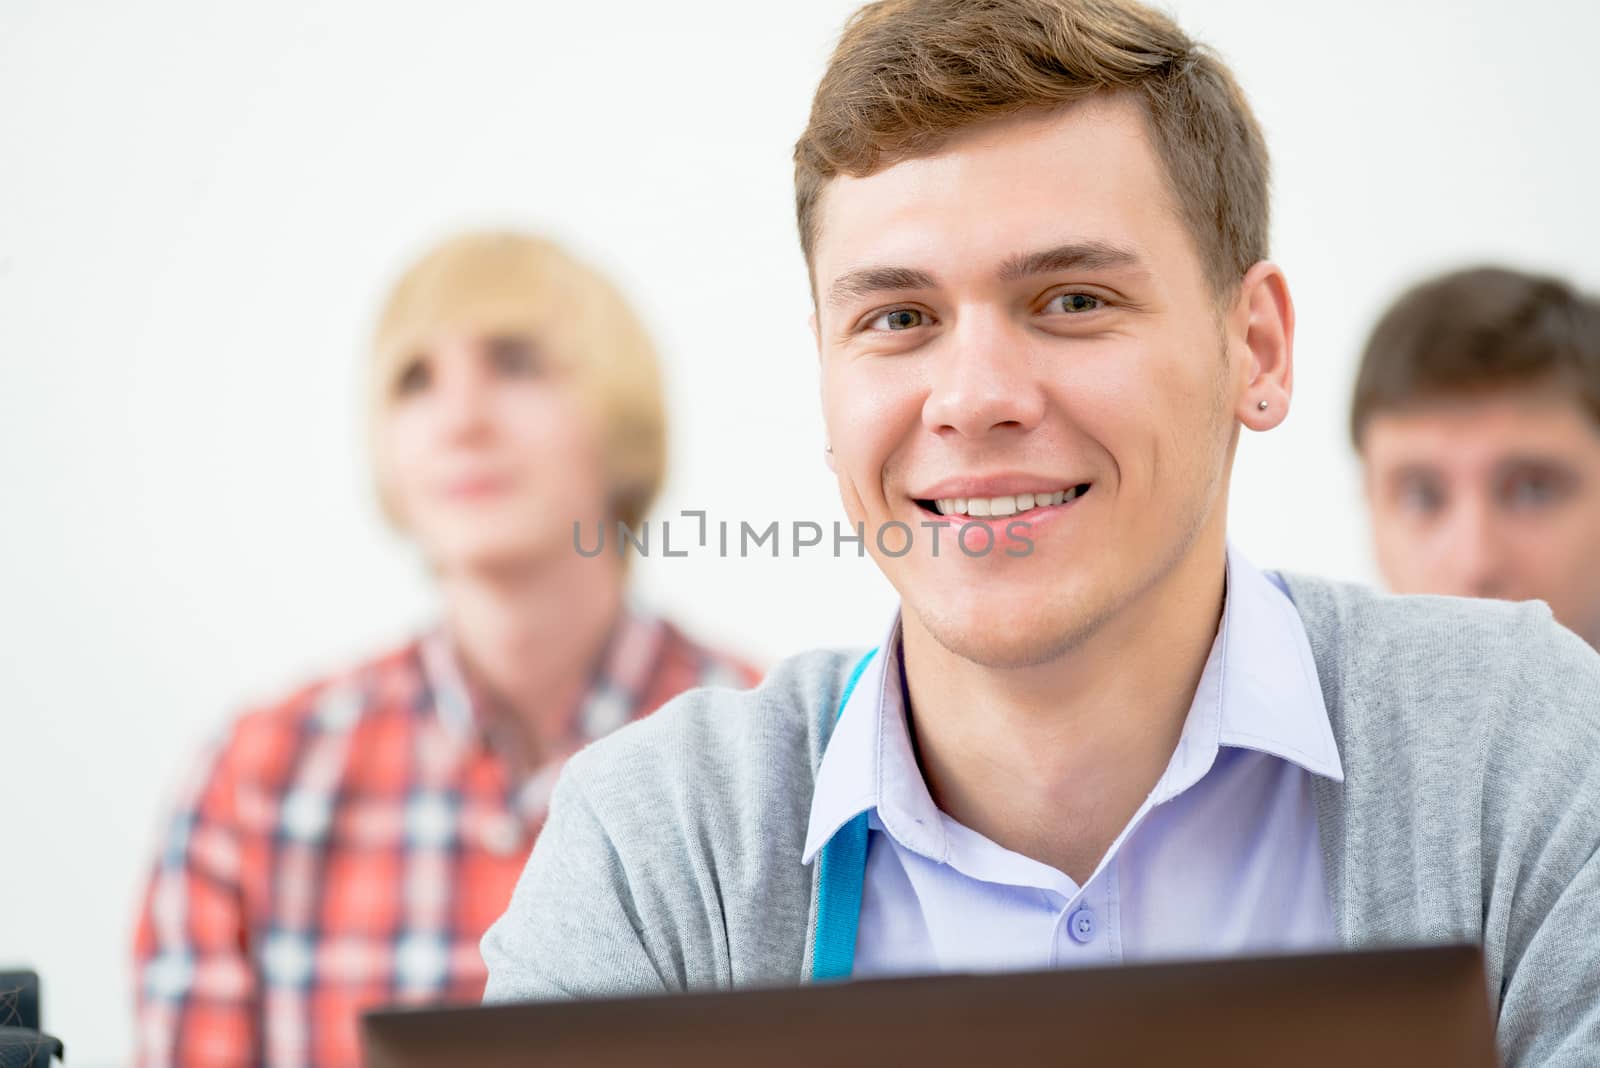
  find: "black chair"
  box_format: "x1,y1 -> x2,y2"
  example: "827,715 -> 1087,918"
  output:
0,971 -> 64,1066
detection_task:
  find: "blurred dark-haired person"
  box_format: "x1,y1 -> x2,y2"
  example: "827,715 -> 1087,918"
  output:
131,231 -> 760,1068
1352,266 -> 1600,649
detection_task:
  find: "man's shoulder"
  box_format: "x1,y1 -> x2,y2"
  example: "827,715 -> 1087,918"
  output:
559,646 -> 871,819
205,639 -> 426,783
653,618 -> 765,691
483,651 -> 863,1000
1281,571 -> 1599,686
1280,572 -> 1600,772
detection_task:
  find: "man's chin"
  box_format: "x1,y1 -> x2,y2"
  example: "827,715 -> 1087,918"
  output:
910,595 -> 1107,671
427,527 -> 564,576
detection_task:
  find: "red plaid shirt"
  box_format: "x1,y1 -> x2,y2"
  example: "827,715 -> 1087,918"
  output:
133,609 -> 759,1067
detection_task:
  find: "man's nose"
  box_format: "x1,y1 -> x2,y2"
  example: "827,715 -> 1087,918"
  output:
1439,499 -> 1511,600
434,362 -> 494,440
921,311 -> 1046,439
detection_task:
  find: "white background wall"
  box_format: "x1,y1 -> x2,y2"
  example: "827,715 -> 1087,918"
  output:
2,0 -> 1597,1061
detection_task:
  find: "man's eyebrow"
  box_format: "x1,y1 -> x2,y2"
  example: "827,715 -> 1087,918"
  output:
997,241 -> 1144,282
823,242 -> 1142,308
1493,454 -> 1579,478
1384,463 -> 1444,486
826,266 -> 939,309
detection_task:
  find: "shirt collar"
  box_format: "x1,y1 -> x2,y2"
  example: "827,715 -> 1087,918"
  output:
802,610 -> 912,864
417,598 -> 669,747
802,545 -> 1343,865
1153,548 -> 1344,805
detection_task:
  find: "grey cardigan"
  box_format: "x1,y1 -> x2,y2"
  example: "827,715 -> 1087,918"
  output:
482,575 -> 1600,1066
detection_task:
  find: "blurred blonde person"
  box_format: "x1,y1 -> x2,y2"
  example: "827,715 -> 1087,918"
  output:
132,231 -> 759,1068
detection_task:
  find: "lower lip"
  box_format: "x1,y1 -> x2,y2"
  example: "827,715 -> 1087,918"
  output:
916,492 -> 1088,553
443,478 -> 510,501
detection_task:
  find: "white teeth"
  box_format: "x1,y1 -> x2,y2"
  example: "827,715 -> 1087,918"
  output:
928,487 -> 1083,518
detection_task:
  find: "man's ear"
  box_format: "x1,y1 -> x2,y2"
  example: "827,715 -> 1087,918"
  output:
809,311 -> 822,361
1232,261 -> 1294,432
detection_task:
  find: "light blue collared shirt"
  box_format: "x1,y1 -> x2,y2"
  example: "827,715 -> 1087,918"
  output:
801,549 -> 1346,976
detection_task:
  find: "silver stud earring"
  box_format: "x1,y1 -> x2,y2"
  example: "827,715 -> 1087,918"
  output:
1257,400 -> 1269,411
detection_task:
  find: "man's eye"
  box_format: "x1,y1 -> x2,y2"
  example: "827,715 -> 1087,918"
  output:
1398,481 -> 1445,515
1503,473 -> 1565,511
870,308 -> 926,331
394,359 -> 431,396
1048,292 -> 1102,314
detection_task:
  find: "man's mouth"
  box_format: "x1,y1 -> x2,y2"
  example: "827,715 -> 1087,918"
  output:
914,483 -> 1092,518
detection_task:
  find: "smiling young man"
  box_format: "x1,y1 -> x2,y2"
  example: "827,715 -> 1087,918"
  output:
1354,266 -> 1600,650
481,2 -> 1600,1063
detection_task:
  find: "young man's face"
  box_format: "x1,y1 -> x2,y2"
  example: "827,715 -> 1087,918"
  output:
810,96 -> 1281,668
379,330 -> 612,574
1362,386 -> 1600,649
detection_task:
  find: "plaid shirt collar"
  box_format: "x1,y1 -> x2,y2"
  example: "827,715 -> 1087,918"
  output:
416,600 -> 669,817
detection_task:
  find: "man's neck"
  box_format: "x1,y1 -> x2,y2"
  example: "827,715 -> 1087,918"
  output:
900,537 -> 1227,886
437,553 -> 625,766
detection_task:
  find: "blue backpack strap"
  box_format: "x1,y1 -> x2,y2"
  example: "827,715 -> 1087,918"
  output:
811,648 -> 879,982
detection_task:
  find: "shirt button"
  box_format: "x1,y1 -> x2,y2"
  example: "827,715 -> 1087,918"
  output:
1068,908 -> 1097,945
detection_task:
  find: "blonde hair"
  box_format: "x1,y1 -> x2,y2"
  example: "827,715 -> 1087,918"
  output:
368,230 -> 666,532
794,0 -> 1270,298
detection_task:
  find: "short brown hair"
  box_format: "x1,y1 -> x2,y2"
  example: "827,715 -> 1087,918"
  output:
1350,266 -> 1600,448
793,0 -> 1271,297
